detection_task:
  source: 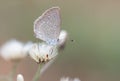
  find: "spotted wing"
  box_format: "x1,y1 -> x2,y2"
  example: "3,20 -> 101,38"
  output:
34,7 -> 61,45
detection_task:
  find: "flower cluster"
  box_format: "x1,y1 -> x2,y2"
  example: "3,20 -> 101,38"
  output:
16,74 -> 81,81
0,39 -> 32,61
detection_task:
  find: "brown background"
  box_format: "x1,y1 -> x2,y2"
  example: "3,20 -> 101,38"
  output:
0,0 -> 120,81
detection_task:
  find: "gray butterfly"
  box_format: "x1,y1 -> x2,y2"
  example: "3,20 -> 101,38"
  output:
34,7 -> 61,45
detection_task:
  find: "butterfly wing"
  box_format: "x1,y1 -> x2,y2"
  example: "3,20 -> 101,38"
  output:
34,7 -> 61,45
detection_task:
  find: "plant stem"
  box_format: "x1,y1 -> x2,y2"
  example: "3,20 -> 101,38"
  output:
32,64 -> 43,81
9,62 -> 19,81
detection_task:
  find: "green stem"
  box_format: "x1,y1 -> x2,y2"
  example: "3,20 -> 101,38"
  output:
9,62 -> 19,81
32,64 -> 43,81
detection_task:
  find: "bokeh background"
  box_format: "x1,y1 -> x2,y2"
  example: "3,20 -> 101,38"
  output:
0,0 -> 120,81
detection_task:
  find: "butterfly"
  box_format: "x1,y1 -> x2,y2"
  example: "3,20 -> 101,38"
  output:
29,7 -> 67,63
34,7 -> 61,45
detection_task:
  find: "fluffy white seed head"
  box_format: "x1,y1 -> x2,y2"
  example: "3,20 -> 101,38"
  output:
0,40 -> 28,61
60,77 -> 81,81
17,74 -> 24,81
23,41 -> 33,54
29,43 -> 58,63
73,78 -> 81,81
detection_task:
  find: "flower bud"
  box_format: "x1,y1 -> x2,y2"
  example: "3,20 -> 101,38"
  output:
60,77 -> 81,81
58,30 -> 68,50
17,74 -> 24,81
0,39 -> 28,61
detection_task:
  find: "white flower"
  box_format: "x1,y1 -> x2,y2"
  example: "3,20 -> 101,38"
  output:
29,43 -> 58,63
58,30 -> 68,50
0,39 -> 28,61
23,41 -> 33,54
60,77 -> 81,81
17,74 -> 24,81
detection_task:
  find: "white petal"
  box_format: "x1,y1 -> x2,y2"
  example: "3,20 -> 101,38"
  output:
17,74 -> 24,81
60,77 -> 81,81
29,43 -> 58,63
23,41 -> 33,54
58,30 -> 68,49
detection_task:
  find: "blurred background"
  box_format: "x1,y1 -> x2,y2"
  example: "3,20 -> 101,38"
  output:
0,0 -> 120,81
